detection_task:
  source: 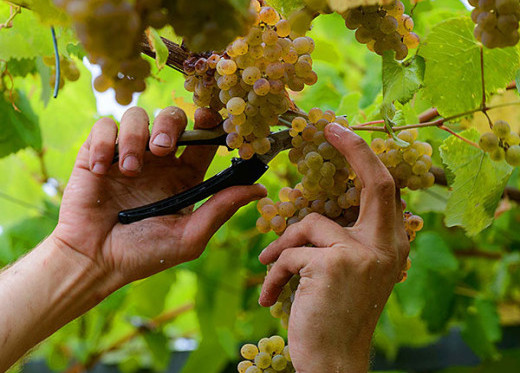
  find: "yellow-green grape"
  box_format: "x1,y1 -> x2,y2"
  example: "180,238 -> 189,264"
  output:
408,214 -> 424,231
279,202 -> 296,218
258,337 -> 274,354
371,138 -> 386,154
292,117 -> 307,132
217,59 -> 238,75
227,132 -> 244,148
257,197 -> 274,212
261,204 -> 278,220
407,175 -> 422,190
270,302 -> 283,317
506,132 -> 520,146
239,142 -> 255,159
404,32 -> 420,49
241,344 -> 259,359
256,216 -> 271,233
282,346 -> 291,362
270,215 -> 287,233
275,19 -> 291,37
238,361 -> 253,373
493,120 -> 511,139
227,97 -> 246,115
271,354 -> 288,370
490,146 -> 506,161
269,335 -> 285,354
479,132 -> 499,152
245,366 -> 262,373
412,160 -> 428,175
254,351 -> 272,369
421,172 -> 435,188
506,145 -> 520,166
308,107 -> 323,123
259,6 -> 280,25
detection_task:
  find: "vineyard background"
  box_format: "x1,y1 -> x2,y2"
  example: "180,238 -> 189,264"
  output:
1,0 -> 520,372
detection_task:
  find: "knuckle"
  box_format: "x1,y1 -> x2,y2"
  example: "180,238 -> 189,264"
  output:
372,173 -> 396,198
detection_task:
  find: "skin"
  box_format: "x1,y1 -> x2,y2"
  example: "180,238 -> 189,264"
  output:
0,111 -> 408,373
258,123 -> 410,373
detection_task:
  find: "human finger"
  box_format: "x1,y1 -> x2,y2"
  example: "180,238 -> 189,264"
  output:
258,247 -> 316,307
180,184 -> 267,256
118,107 -> 150,176
149,106 -> 188,157
324,123 -> 396,235
87,117 -> 118,175
179,108 -> 222,176
258,213 -> 351,265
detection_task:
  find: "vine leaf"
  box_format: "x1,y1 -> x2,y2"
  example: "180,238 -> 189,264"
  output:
419,17 -> 519,117
145,28 -> 169,72
0,91 -> 41,158
382,53 -> 425,105
439,128 -> 512,236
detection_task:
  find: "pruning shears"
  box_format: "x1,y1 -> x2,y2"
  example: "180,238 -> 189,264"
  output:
113,127 -> 293,224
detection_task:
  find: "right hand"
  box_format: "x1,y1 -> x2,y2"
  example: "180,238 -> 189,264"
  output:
258,124 -> 410,373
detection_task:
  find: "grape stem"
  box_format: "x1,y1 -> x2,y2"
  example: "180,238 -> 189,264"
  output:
479,45 -> 494,128
0,4 -> 21,30
351,100 -> 520,143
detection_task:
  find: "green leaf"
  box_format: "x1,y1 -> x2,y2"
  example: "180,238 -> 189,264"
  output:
129,270 -> 176,318
6,58 -> 36,77
10,0 -> 69,25
439,128 -> 513,236
415,232 -> 459,273
145,29 -> 169,72
142,331 -> 171,370
268,0 -> 304,15
383,53 -> 425,105
0,91 -> 41,157
419,17 -> 520,117
461,299 -> 501,360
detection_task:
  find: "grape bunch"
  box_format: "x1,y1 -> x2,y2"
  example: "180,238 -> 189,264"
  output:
43,55 -> 81,90
185,1 -> 318,159
342,1 -> 420,60
370,130 -> 435,190
470,0 -> 520,48
479,120 -> 520,166
239,335 -> 294,373
54,0 -> 157,105
162,0 -> 257,52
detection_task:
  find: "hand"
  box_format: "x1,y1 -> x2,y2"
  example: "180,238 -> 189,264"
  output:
53,106 -> 266,292
258,124 -> 410,373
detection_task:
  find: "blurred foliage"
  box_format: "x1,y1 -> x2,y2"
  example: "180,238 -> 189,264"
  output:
1,0 -> 520,372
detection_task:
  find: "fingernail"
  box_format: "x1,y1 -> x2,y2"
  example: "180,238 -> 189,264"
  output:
327,122 -> 351,137
92,162 -> 108,175
122,155 -> 140,172
152,133 -> 172,148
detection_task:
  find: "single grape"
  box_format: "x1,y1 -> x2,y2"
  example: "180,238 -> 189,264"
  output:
241,344 -> 259,359
479,132 -> 499,152
506,145 -> 520,166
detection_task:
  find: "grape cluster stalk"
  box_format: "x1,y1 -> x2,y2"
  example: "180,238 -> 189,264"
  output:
471,0 -> 520,48
184,1 -> 318,159
342,1 -> 420,60
479,120 -> 520,165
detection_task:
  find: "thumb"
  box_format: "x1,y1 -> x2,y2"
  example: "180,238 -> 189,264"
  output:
185,184 -> 267,247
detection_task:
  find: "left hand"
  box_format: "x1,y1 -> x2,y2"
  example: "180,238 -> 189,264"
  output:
53,106 -> 266,292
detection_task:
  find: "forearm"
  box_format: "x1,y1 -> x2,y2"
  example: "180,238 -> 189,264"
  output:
0,235 -> 110,371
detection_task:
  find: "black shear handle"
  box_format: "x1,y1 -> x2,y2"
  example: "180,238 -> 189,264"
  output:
118,157 -> 268,224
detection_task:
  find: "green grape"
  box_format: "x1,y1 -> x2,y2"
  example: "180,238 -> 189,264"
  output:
271,354 -> 288,370
412,160 -> 428,175
371,138 -> 386,154
279,202 -> 296,218
305,151 -> 324,169
217,59 -> 238,75
270,215 -> 287,233
420,172 -> 435,189
238,360 -> 253,373
270,302 -> 283,318
479,132 -> 499,152
506,145 -> 520,166
283,346 -> 291,362
245,366 -> 262,373
258,338 -> 274,354
492,120 -> 511,139
256,216 -> 271,233
241,344 -> 259,359
261,204 -> 278,220
292,117 -> 307,132
269,336 -> 285,354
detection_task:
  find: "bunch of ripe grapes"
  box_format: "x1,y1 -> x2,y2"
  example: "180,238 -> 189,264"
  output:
239,335 -> 293,373
42,55 -> 81,90
54,0 -> 257,104
470,0 -> 520,48
342,1 -> 420,59
184,1 -> 318,159
479,120 -> 520,166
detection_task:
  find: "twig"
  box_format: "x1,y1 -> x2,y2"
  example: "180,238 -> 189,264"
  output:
0,4 -> 21,30
439,125 -> 480,148
479,45 -> 493,128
